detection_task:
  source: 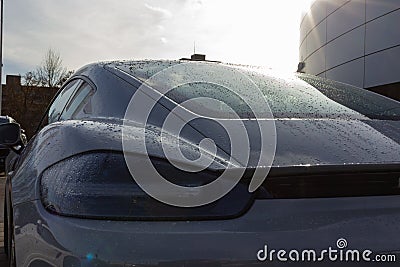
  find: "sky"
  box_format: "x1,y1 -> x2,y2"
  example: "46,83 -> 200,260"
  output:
2,0 -> 314,80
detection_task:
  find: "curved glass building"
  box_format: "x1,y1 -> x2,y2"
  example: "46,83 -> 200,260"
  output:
299,0 -> 400,100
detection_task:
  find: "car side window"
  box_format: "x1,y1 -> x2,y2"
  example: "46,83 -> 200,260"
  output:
48,80 -> 82,124
59,83 -> 94,121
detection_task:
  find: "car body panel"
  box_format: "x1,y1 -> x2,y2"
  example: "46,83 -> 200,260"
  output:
14,196 -> 400,266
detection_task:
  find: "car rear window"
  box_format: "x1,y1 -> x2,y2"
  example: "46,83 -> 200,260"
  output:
298,74 -> 400,120
115,61 -> 400,120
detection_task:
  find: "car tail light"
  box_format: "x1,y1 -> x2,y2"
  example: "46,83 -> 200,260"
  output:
40,152 -> 254,220
256,166 -> 400,199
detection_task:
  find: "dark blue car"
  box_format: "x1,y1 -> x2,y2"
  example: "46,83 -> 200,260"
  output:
1,60 -> 400,266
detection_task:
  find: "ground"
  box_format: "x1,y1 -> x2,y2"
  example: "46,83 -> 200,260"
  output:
0,176 -> 9,265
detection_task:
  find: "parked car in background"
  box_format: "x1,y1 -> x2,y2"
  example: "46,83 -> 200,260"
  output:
0,116 -> 11,173
1,60 -> 400,266
0,116 -> 26,174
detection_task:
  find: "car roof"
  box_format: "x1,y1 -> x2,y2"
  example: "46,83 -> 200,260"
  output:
68,59 -> 400,123
103,59 -> 273,83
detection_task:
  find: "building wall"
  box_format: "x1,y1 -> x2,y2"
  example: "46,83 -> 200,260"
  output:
299,0 -> 400,100
2,75 -> 58,139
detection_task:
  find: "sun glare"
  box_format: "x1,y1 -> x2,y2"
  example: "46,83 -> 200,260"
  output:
183,0 -> 316,72
300,0 -> 315,12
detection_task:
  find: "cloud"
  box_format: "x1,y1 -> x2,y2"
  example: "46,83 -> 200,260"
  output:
160,37 -> 168,44
4,0 -> 173,74
2,0 -> 304,79
144,3 -> 172,19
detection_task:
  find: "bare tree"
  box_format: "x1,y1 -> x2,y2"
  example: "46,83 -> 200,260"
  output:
58,70 -> 74,86
22,71 -> 38,86
23,49 -> 73,87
